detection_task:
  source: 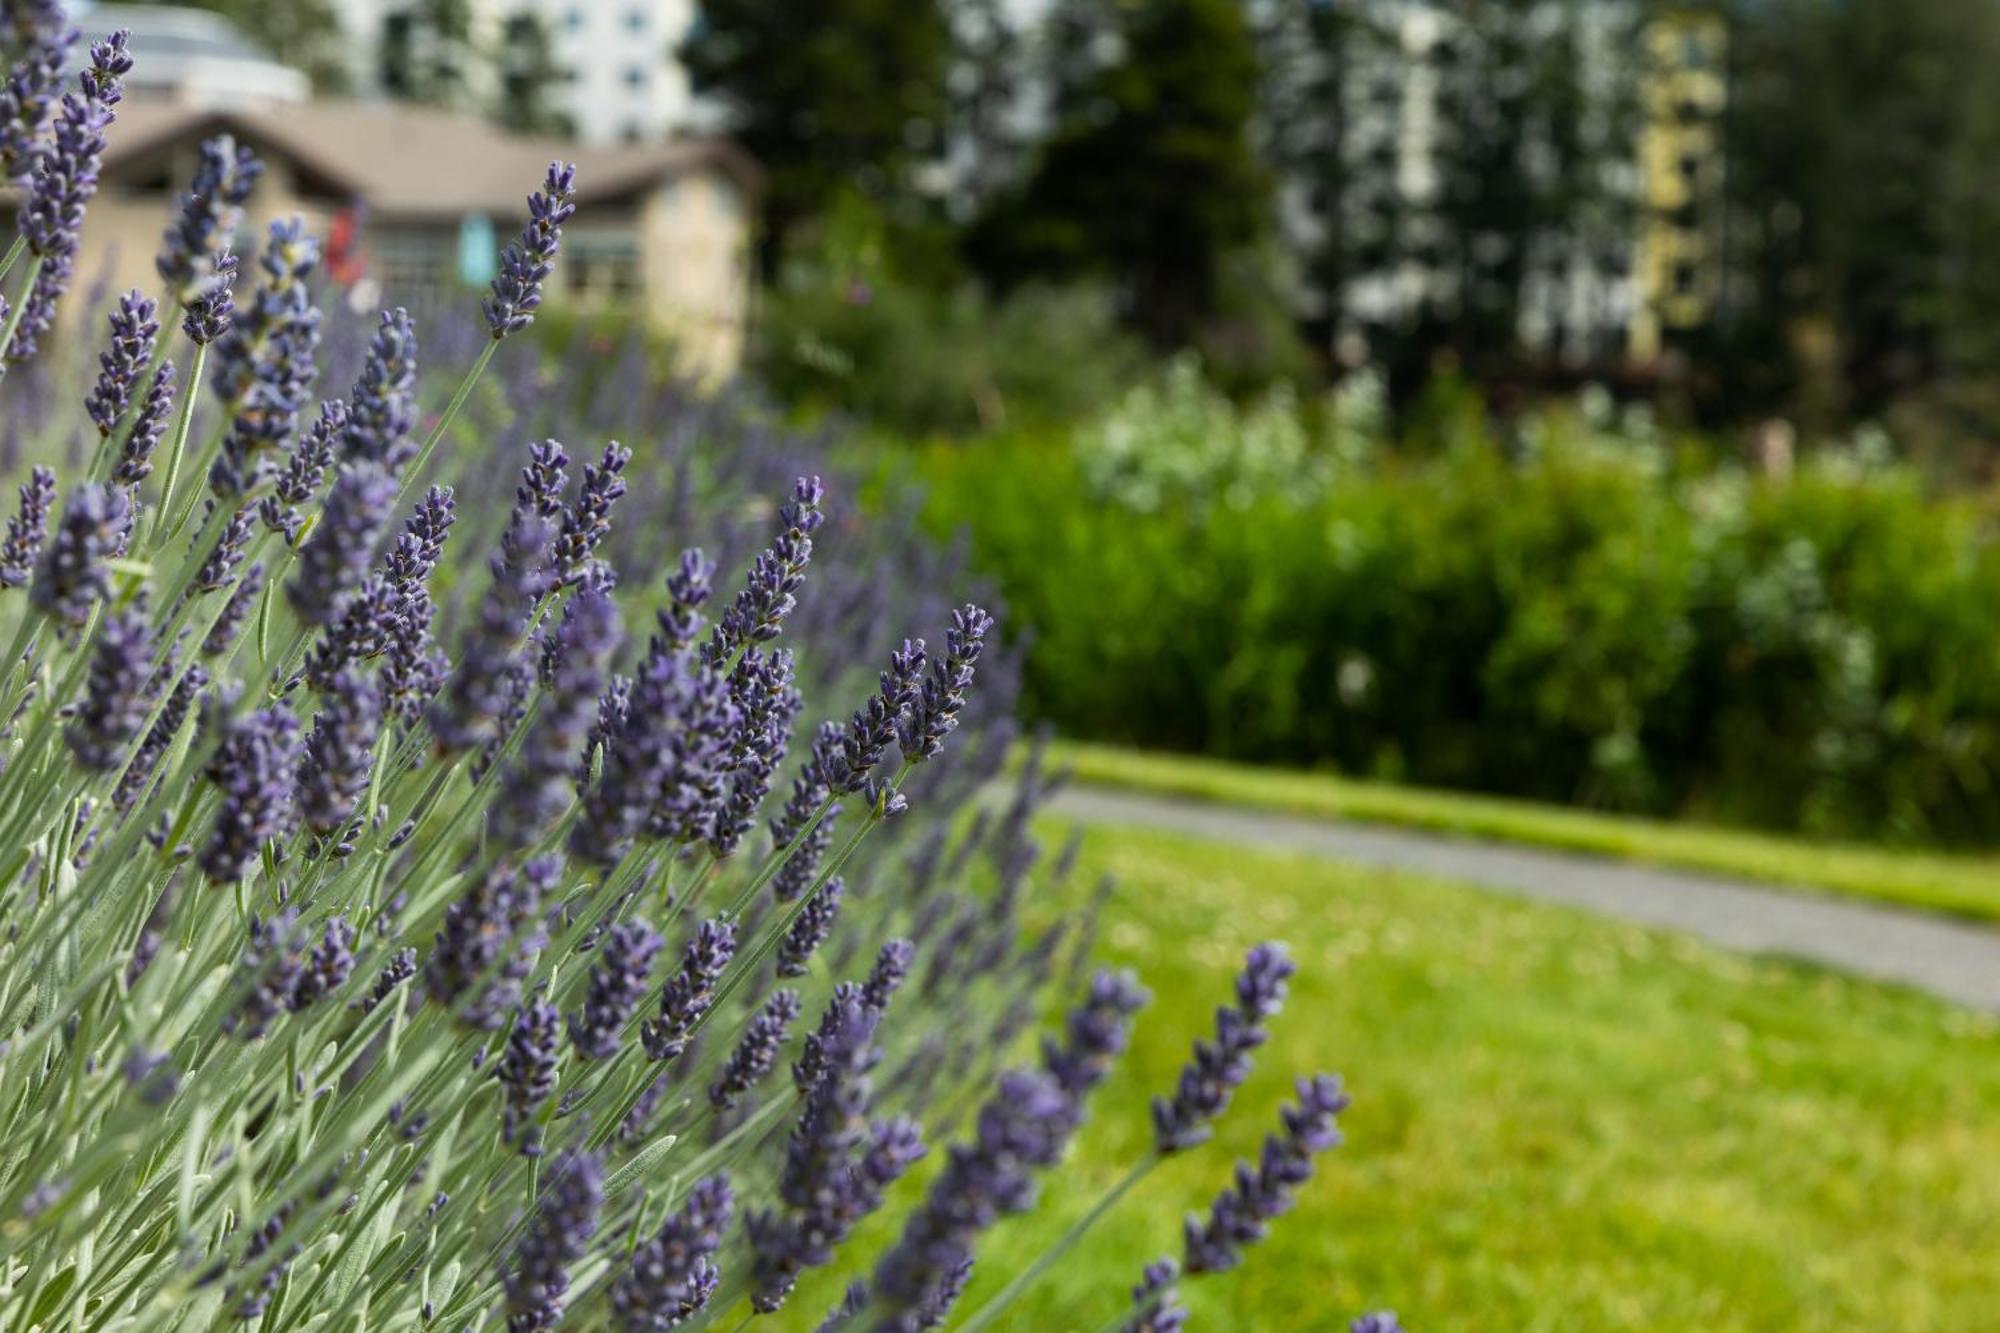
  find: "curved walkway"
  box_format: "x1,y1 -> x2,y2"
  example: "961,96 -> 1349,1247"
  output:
1048,784 -> 2000,1014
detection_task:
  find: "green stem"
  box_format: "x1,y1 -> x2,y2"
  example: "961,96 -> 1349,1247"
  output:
0,235 -> 27,285
955,1156 -> 1159,1333
145,341 -> 208,549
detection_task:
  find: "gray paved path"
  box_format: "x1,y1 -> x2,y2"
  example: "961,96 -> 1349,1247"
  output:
1046,784 -> 2000,1013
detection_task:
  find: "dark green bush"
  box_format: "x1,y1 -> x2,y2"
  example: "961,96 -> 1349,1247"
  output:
909,407 -> 2000,843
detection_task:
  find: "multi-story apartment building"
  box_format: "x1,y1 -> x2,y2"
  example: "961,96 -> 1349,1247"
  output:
328,0 -> 696,145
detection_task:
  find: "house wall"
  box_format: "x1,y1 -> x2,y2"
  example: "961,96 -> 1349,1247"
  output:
636,169 -> 750,381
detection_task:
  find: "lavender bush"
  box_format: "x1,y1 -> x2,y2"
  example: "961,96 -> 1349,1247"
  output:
0,13 -> 1384,1329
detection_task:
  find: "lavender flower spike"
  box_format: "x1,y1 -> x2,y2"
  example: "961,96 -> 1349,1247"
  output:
20,30 -> 132,263
552,440 -> 630,584
709,987 -> 802,1110
1351,1315 -> 1406,1333
776,874 -> 843,977
0,12 -> 76,183
1043,968 -> 1148,1117
288,460 -> 395,626
1182,1073 -> 1349,1275
198,704 -> 302,885
608,1172 -> 733,1333
499,998 -> 560,1151
1,465 -> 56,588
112,360 -> 175,485
29,481 -> 128,635
297,666 -> 383,838
1118,1259 -> 1188,1333
85,290 -> 159,436
502,1148 -> 603,1332
485,161 -> 578,338
156,134 -> 260,308
897,604 -> 995,765
289,917 -> 356,1009
425,857 -> 555,1030
641,918 -> 735,1063
1153,942 -> 1294,1153
341,309 -> 419,470
569,919 -> 662,1060
64,602 -> 150,772
709,474 -> 825,662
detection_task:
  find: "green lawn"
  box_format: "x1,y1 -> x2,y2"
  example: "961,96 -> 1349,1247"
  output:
1046,740 -> 2000,924
944,820 -> 2000,1331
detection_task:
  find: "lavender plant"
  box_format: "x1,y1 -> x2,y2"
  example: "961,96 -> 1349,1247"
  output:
0,18 -> 1378,1331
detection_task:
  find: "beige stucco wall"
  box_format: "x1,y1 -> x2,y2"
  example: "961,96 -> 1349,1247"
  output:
637,171 -> 752,382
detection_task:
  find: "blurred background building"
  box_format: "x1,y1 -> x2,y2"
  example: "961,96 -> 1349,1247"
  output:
65,1 -> 752,375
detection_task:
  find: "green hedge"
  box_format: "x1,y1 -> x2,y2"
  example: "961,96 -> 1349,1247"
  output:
909,416 -> 2000,842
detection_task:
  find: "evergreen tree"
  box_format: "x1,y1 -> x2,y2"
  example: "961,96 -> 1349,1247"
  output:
977,0 -> 1272,351
681,0 -> 954,274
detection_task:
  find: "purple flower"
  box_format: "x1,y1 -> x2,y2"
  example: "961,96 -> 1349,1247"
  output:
64,601 -> 150,772
85,290 -> 158,435
208,218 -> 321,498
569,919 -> 662,1060
114,661 -> 205,811
709,987 -> 802,1110
517,438 -> 568,522
573,638 -> 737,864
493,585 -> 620,848
340,309 -> 418,471
201,560 -> 264,660
5,247 -> 69,362
501,1148 -> 602,1332
1153,943 -> 1294,1153
222,911 -> 304,1039
261,400 -> 345,540
485,162 -> 577,338
289,917 -> 356,1009
297,667 -> 382,837
425,857 -> 556,1030
121,1046 -> 180,1107
656,548 -> 713,654
0,12 -> 75,182
288,461 -> 396,626
192,504 -> 255,593
1119,1259 -> 1188,1333
828,638 -> 927,796
20,31 -> 131,264
198,704 -> 301,884
861,938 -> 914,1014
552,441 -> 630,584
776,875 -> 843,978
29,481 -> 126,634
1,465 -> 54,588
815,1282 -> 870,1332
867,1068 -> 1073,1330
750,992 -> 924,1312
429,509 -> 552,754
179,255 -> 236,345
1351,1314 -> 1405,1333
708,475 -> 824,662
1182,1073 -> 1349,1275
897,605 -> 995,764
609,1172 -> 732,1333
641,918 -> 735,1063
769,723 -> 844,902
499,998 -> 560,1152
708,647 -> 803,858
156,134 -> 259,307
1043,968 -> 1148,1115
112,359 -> 174,485
353,948 -> 416,1016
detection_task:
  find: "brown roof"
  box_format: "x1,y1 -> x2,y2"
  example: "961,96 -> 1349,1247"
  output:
102,98 -> 760,219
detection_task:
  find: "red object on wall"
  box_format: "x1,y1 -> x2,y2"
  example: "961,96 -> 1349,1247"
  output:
326,204 -> 366,285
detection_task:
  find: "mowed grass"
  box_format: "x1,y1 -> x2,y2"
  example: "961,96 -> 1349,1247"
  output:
944,820 -> 2000,1332
1047,740 -> 2000,924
